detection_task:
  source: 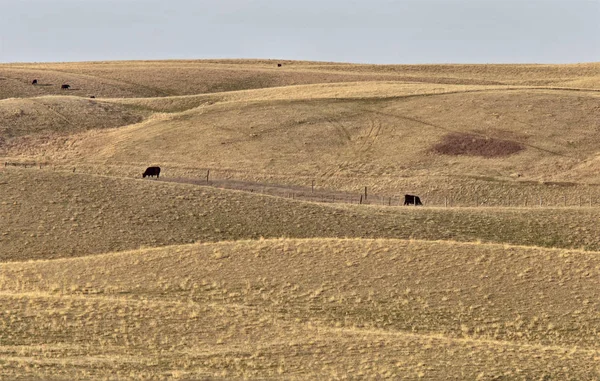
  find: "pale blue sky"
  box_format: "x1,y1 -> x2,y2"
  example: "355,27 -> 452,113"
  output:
0,0 -> 598,64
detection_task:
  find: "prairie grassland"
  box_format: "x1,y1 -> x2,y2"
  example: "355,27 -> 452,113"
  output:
0,96 -> 147,140
102,82 -> 522,113
1,60 -> 599,100
2,59 -> 600,379
4,168 -> 600,261
0,60 -> 496,100
2,61 -> 600,189
0,238 -> 599,379
10,87 -> 600,189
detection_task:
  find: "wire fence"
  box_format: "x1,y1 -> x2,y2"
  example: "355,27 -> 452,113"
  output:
5,161 -> 600,208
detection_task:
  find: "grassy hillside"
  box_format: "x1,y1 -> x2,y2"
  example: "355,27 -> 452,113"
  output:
0,60 -> 489,100
4,168 -> 600,261
2,59 -> 600,379
1,60 -> 599,101
0,238 -> 599,379
0,96 -> 148,158
2,60 -> 599,188
12,87 -> 599,187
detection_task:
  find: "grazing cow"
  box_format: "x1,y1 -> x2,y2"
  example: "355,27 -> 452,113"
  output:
61,84 -> 70,89
142,166 -> 161,179
90,95 -> 95,99
277,63 -> 282,67
32,79 -> 38,85
404,194 -> 423,206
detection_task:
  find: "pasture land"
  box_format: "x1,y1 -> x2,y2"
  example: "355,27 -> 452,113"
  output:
1,60 -> 598,100
0,239 -> 599,379
3,86 -> 600,188
1,59 -> 600,379
4,168 -> 600,262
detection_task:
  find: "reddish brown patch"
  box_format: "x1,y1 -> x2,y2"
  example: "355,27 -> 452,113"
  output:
432,133 -> 523,158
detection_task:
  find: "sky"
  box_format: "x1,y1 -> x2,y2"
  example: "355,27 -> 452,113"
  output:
0,0 -> 598,64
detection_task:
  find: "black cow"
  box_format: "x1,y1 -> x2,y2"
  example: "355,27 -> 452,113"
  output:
32,79 -> 38,85
61,84 -> 70,89
90,95 -> 95,99
142,166 -> 161,179
404,194 -> 423,206
277,63 -> 282,67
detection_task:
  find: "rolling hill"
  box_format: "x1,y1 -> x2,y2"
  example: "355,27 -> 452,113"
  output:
0,238 -> 599,379
1,60 -> 599,101
1,61 -> 600,190
1,59 -> 600,379
3,168 -> 600,262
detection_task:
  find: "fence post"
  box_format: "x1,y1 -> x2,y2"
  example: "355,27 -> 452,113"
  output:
388,197 -> 391,206
206,169 -> 210,183
579,196 -> 582,207
359,195 -> 363,204
445,197 -> 448,208
364,187 -> 368,201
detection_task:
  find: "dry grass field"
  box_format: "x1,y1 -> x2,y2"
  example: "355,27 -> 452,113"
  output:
1,239 -> 600,379
1,59 -> 600,379
5,168 -> 600,262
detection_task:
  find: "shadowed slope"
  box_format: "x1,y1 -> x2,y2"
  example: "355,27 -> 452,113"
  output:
0,96 -> 148,156
1,60 -> 598,100
0,60 -> 481,100
4,169 -> 600,261
308,61 -> 600,88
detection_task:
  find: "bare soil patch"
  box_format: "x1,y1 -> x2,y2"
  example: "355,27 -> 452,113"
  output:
432,132 -> 524,158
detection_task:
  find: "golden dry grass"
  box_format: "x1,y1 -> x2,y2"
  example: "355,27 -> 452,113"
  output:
0,60 -> 488,100
1,60 -> 599,100
0,238 -> 600,379
2,59 -> 600,379
8,87 -> 600,196
0,97 -> 149,139
4,168 -> 600,262
2,60 -> 600,188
